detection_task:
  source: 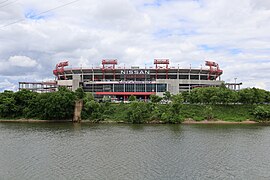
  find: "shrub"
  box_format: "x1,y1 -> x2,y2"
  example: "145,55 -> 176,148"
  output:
253,106 -> 270,120
128,95 -> 136,101
205,106 -> 214,120
126,102 -> 149,123
150,94 -> 162,103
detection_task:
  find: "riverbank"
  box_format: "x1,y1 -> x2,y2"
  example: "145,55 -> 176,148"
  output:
182,119 -> 258,124
0,119 -> 72,123
0,104 -> 268,124
2,88 -> 270,124
0,118 -> 259,124
95,104 -> 259,123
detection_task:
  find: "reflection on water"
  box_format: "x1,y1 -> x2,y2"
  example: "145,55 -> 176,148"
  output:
0,123 -> 270,179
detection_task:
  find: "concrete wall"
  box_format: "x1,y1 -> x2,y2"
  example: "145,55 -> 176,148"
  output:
57,75 -> 81,92
57,80 -> 72,86
156,79 -> 179,95
72,75 -> 81,91
73,100 -> 83,122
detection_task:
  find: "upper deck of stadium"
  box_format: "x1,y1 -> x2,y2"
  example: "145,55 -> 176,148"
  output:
53,59 -> 223,81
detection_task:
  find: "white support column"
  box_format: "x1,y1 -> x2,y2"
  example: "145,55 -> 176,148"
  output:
145,82 -> 147,92
188,70 -> 191,93
177,64 -> 179,80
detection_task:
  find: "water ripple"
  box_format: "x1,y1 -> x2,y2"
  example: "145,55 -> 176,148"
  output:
0,123 -> 270,179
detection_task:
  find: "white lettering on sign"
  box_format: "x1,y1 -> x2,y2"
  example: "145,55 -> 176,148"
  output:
120,70 -> 150,75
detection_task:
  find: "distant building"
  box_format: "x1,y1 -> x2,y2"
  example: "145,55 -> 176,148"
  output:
225,82 -> 243,91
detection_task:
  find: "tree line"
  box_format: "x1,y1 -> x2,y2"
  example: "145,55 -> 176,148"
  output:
0,87 -> 78,120
0,85 -> 270,122
182,85 -> 270,105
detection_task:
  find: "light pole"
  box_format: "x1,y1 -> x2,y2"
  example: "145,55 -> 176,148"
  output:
234,78 -> 237,90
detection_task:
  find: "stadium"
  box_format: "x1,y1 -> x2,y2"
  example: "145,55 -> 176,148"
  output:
19,59 -> 224,101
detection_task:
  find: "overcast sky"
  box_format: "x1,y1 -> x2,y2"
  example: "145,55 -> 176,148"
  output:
0,0 -> 270,91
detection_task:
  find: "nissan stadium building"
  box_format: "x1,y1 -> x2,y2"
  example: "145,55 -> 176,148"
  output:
19,59 -> 224,101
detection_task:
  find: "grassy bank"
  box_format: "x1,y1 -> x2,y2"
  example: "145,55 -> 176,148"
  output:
82,103 -> 259,123
180,104 -> 256,122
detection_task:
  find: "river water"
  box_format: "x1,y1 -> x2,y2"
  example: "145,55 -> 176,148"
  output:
0,123 -> 270,180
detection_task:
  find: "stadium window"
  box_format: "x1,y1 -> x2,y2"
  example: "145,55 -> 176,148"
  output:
190,75 -> 199,80
157,84 -> 167,92
146,84 -> 156,92
126,84 -> 134,92
136,84 -> 145,92
114,84 -> 124,92
179,74 -> 189,79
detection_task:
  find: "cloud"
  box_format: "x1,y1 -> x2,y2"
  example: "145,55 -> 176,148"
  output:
0,55 -> 40,76
0,79 -> 17,91
0,0 -> 270,91
8,56 -> 37,67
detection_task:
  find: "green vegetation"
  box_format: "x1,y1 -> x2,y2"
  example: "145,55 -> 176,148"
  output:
163,91 -> 172,101
187,85 -> 270,104
150,94 -> 162,103
126,102 -> 150,123
128,95 -> 136,101
180,104 -> 256,122
0,86 -> 270,123
253,106 -> 270,121
0,87 -> 78,120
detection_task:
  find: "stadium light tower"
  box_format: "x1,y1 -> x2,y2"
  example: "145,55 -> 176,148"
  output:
234,77 -> 237,90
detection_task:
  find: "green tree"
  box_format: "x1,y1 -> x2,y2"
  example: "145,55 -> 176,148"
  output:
189,86 -> 239,105
239,88 -> 253,104
28,87 -> 76,120
220,83 -> 227,89
126,102 -> 149,123
128,95 -> 136,101
102,96 -> 111,102
253,88 -> 267,104
161,94 -> 183,123
75,87 -> 85,100
265,91 -> 270,103
84,100 -> 103,121
238,88 -> 267,104
14,89 -> 38,117
181,91 -> 190,103
253,106 -> 270,120
150,94 -> 162,103
217,87 -> 234,104
163,91 -> 172,101
0,91 -> 17,118
170,94 -> 183,114
85,93 -> 94,101
149,104 -> 163,120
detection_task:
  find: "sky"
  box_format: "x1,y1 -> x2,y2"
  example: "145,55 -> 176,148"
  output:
0,0 -> 270,91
